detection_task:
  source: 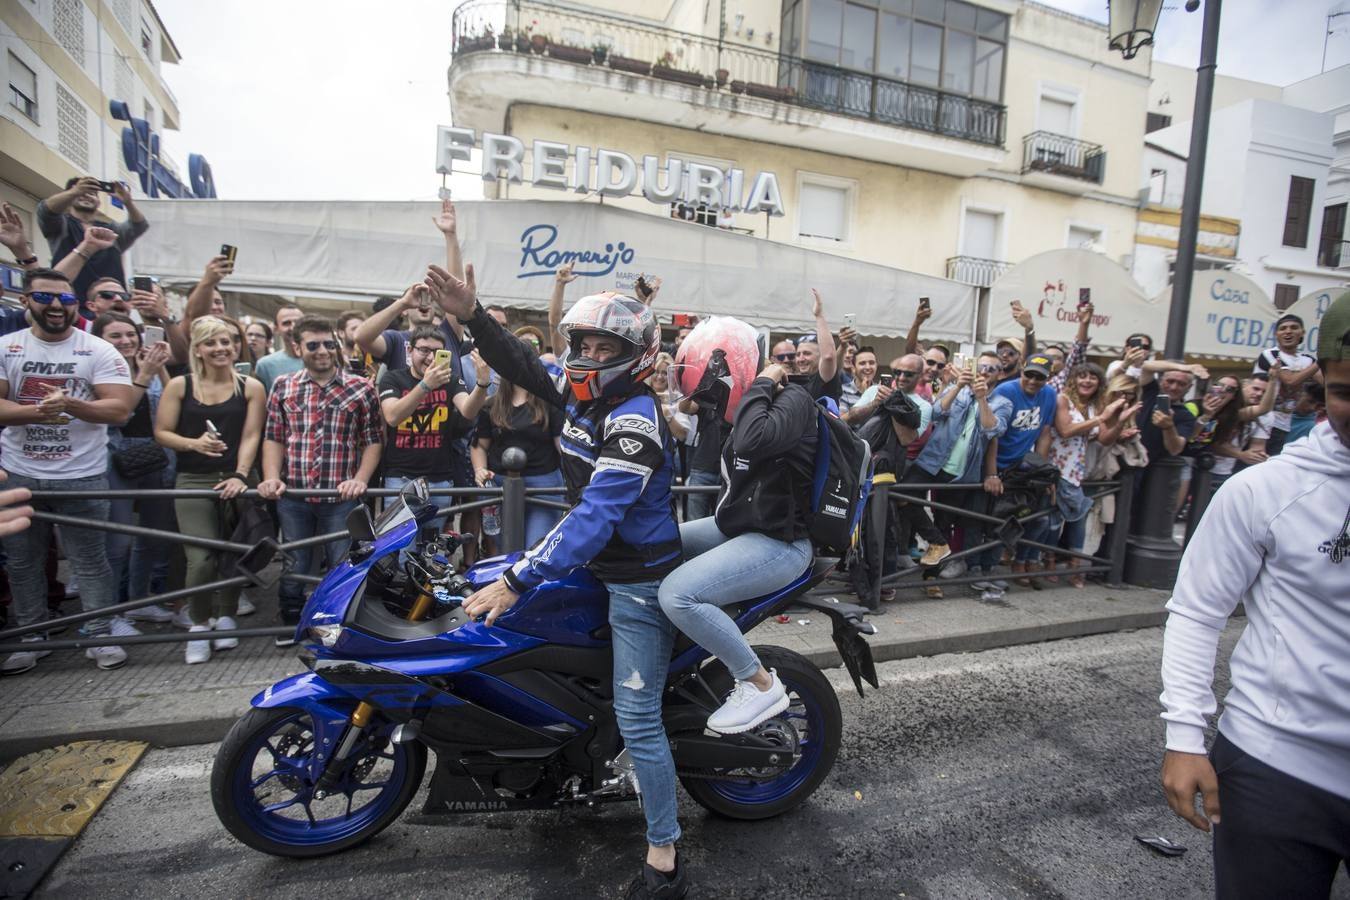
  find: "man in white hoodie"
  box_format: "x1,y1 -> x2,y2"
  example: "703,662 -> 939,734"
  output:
1159,289 -> 1350,898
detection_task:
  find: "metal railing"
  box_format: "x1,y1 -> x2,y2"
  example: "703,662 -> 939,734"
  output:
451,0 -> 1007,148
1021,131 -> 1106,184
946,255 -> 1012,288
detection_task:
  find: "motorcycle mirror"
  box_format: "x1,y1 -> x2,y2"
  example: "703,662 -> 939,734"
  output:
402,478 -> 429,506
346,505 -> 377,543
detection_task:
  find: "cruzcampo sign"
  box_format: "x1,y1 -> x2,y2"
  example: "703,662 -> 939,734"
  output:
435,126 -> 785,217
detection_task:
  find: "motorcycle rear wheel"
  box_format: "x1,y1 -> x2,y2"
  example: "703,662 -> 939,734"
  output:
678,646 -> 842,820
211,705 -> 427,858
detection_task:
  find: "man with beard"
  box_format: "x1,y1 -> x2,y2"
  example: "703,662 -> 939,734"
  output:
37,176 -> 148,302
0,269 -> 136,675
85,275 -> 132,318
259,316 -> 383,642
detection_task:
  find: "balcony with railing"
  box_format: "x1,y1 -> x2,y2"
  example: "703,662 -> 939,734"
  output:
1020,132 -> 1106,193
449,0 -> 1008,176
1318,237 -> 1349,269
946,255 -> 1011,288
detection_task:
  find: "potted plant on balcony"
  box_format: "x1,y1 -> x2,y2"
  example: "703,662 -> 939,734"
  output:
652,49 -> 707,87
592,42 -> 610,64
609,52 -> 651,75
549,41 -> 593,64
732,80 -> 796,102
715,67 -> 730,87
457,25 -> 495,54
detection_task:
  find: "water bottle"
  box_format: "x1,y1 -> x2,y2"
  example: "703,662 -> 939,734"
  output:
483,504 -> 501,536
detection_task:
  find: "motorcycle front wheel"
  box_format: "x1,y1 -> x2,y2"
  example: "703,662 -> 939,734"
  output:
678,646 -> 842,820
211,705 -> 427,858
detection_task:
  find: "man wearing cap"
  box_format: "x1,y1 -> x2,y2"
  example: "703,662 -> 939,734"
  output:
1253,313 -> 1321,456
1160,290 -> 1349,899
989,354 -> 1059,582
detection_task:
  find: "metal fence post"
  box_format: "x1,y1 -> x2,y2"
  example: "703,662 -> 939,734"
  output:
865,479 -> 889,610
1107,467 -> 1136,587
1183,452 -> 1216,548
499,447 -> 527,554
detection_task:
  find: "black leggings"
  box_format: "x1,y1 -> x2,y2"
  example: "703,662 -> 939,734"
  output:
1211,730 -> 1349,899
894,467 -> 953,549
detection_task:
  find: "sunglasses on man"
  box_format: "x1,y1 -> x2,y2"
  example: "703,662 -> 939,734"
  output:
27,291 -> 79,306
774,352 -> 797,362
924,359 -> 947,370
303,339 -> 339,352
894,369 -> 920,378
96,290 -> 130,302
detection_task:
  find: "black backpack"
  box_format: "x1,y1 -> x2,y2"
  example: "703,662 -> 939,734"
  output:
807,401 -> 873,555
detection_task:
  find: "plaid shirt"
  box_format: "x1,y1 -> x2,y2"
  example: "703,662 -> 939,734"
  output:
265,369 -> 383,502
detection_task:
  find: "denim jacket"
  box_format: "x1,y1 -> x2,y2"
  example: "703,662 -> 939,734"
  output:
913,385 -> 1011,483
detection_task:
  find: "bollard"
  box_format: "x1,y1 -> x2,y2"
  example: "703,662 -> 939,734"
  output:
1124,456 -> 1185,589
1183,452 -> 1216,547
499,446 -> 528,554
1107,467 -> 1137,587
865,480 -> 889,611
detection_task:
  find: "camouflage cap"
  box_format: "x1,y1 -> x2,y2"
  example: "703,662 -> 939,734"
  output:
1317,290 -> 1350,363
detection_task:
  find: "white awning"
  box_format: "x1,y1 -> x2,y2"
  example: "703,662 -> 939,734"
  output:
1157,270 -> 1277,361
987,249 -> 1161,351
129,199 -> 977,340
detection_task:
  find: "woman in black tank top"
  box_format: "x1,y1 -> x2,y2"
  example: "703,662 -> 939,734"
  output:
154,316 -> 266,664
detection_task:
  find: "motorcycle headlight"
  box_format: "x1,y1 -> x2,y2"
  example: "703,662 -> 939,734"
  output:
307,624 -> 344,648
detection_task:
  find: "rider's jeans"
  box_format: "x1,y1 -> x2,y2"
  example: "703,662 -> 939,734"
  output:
608,579 -> 681,847
659,517 -> 813,681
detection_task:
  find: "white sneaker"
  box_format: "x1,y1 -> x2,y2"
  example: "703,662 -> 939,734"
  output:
236,596 -> 256,617
171,607 -> 194,629
125,603 -> 175,624
110,617 -> 142,638
939,558 -> 967,580
86,644 -> 128,670
185,626 -> 212,664
707,670 -> 790,735
213,616 -> 239,651
2,636 -> 51,676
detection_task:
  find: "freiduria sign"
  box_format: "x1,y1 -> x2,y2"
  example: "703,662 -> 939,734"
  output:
436,126 -> 785,217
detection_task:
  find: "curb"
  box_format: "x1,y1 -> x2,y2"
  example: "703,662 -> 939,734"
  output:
0,608 -> 1168,760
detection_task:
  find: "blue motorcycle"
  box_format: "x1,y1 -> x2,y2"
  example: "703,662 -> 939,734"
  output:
211,480 -> 878,858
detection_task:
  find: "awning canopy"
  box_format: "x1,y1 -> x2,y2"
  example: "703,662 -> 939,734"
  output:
987,249 -> 1161,352
1154,270 -> 1277,361
1285,285 -> 1347,356
130,199 -> 977,341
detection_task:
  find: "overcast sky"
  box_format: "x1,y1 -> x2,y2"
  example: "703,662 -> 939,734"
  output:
153,0 -> 1349,202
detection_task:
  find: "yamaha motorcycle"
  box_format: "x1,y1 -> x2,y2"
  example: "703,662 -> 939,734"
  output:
211,480 -> 878,858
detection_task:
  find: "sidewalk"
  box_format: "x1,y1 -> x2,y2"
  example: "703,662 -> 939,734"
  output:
0,577 -> 1171,760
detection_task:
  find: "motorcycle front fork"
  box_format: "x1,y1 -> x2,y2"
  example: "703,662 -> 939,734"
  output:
314,581 -> 434,796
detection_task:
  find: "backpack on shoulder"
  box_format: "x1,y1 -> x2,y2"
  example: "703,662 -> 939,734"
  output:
807,400 -> 874,555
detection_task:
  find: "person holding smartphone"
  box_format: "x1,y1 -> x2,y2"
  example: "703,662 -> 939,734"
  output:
36,176 -> 148,304
154,316 -> 266,664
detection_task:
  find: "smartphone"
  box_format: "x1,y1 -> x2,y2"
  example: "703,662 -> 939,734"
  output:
879,373 -> 895,387
205,419 -> 221,439
132,275 -> 154,293
142,324 -> 164,345
952,352 -> 967,372
843,313 -> 856,329
1154,395 -> 1171,415
786,373 -> 812,386
96,180 -> 118,193
433,349 -> 454,369
635,275 -> 650,298
234,362 -> 253,377
968,356 -> 977,374
918,297 -> 931,312
220,243 -> 238,263
1078,287 -> 1091,309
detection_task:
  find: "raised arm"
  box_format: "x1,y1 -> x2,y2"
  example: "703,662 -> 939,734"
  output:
1011,300 -> 1036,356
811,289 -> 838,382
185,255 -> 233,325
903,302 -> 932,356
432,198 -> 463,281
52,225 -> 117,284
356,285 -> 420,361
41,176 -> 99,218
547,262 -> 577,352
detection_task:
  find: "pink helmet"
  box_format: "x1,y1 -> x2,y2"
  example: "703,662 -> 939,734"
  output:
674,316 -> 763,424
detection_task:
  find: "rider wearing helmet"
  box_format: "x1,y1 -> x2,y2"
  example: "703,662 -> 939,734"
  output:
423,265 -> 690,899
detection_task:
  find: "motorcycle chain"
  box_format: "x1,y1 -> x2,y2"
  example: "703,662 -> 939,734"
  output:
675,767 -> 791,782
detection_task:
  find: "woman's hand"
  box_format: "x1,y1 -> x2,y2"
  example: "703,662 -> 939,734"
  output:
475,467 -> 495,487
470,349 -> 490,384
192,431 -> 228,457
213,474 -> 248,500
137,341 -> 172,377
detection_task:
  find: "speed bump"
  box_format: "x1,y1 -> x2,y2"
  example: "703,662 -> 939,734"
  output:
0,740 -> 147,898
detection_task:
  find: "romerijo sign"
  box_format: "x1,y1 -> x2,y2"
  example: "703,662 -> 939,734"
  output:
436,126 -> 785,216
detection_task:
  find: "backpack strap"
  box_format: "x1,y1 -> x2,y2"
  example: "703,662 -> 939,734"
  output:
811,404 -> 832,512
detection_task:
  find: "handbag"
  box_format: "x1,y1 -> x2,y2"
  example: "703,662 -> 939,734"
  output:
111,442 -> 170,479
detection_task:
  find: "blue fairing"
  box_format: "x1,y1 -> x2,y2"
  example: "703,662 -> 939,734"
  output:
468,556 -> 612,649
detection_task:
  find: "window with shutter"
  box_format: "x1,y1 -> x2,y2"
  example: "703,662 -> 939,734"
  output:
1273,284 -> 1300,310
1282,176 -> 1316,248
8,53 -> 38,122
798,181 -> 851,242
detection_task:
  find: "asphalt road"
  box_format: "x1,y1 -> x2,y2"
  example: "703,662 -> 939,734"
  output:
34,625 -> 1350,899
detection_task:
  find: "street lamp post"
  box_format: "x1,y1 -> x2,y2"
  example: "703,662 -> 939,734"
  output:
1110,0 -> 1224,588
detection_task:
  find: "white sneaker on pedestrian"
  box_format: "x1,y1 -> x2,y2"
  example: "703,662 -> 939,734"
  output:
980,587 -> 1006,602
213,616 -> 239,651
2,636 -> 51,676
185,626 -> 212,664
707,670 -> 790,735
939,558 -> 967,579
125,603 -> 174,624
110,617 -> 142,638
171,607 -> 194,629
235,596 -> 256,617
86,644 -> 128,670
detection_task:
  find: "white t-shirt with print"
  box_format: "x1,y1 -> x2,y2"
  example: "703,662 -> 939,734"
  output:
1253,348 -> 1316,432
0,328 -> 131,479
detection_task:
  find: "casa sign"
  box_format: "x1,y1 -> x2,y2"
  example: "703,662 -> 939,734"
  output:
436,126 -> 785,217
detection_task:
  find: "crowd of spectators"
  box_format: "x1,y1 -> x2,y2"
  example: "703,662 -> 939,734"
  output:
0,178 -> 1333,676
